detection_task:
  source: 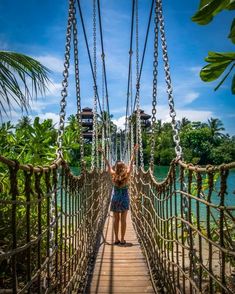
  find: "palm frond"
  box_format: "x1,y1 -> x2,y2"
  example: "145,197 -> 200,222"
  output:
0,51 -> 51,119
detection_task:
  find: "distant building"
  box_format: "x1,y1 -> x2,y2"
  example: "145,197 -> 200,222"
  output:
81,107 -> 93,141
132,109 -> 151,129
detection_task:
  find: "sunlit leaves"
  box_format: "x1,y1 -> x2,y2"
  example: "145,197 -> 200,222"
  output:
228,18 -> 235,43
192,1 -> 235,94
192,0 -> 234,25
0,51 -> 50,118
200,52 -> 235,93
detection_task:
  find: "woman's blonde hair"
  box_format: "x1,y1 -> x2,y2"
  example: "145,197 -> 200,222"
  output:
112,161 -> 129,187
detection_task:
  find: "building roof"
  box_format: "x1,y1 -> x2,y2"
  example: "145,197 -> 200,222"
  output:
81,107 -> 93,116
82,107 -> 92,112
132,109 -> 151,119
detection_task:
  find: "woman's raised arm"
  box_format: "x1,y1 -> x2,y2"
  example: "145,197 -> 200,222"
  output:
127,144 -> 139,174
98,147 -> 115,175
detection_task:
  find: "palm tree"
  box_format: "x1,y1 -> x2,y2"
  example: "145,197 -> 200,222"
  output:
180,117 -> 190,130
16,116 -> 32,129
0,51 -> 50,118
207,117 -> 225,140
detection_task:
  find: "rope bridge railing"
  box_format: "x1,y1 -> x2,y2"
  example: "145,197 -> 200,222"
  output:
130,160 -> 235,294
0,155 -> 112,293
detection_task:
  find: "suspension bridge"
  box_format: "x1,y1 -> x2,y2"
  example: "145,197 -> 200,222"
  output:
0,0 -> 235,293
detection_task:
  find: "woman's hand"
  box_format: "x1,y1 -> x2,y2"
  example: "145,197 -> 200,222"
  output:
134,144 -> 139,151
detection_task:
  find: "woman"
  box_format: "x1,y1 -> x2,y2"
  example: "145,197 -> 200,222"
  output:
99,144 -> 138,245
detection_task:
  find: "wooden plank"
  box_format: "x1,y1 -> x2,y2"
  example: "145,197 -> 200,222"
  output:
88,286 -> 155,293
87,212 -> 155,293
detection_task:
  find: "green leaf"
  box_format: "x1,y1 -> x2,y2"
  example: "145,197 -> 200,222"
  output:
192,0 -> 226,25
214,63 -> 235,91
200,60 -> 232,81
227,0 -> 235,10
228,18 -> 235,43
199,0 -> 212,9
205,51 -> 235,63
232,74 -> 235,94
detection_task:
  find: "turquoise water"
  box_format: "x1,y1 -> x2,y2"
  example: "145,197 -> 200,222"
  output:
153,165 -> 235,220
154,165 -> 235,206
70,165 -> 235,219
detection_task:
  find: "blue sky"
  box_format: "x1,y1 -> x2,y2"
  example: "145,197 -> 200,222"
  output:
0,0 -> 234,135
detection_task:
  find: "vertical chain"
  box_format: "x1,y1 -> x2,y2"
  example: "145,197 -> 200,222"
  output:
56,0 -> 74,157
135,0 -> 144,168
130,117 -> 134,160
91,0 -> 98,169
54,0 -> 74,286
157,0 -> 182,159
150,0 -> 159,171
72,4 -> 84,164
101,57 -> 105,170
129,64 -> 134,163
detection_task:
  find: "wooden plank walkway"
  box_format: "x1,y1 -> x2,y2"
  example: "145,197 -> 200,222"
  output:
87,212 -> 155,293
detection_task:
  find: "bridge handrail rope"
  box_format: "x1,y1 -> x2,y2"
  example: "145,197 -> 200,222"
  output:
1,0 -> 235,293
0,0 -> 113,293
129,1 -> 235,294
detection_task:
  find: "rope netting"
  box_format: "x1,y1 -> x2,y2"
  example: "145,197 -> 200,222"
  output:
130,161 -> 235,294
0,156 -> 112,293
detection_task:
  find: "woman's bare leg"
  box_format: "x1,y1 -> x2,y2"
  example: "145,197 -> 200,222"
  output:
120,210 -> 128,242
113,212 -> 120,242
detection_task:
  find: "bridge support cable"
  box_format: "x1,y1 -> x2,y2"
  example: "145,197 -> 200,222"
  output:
0,0 -> 113,291
123,0 -> 135,164
76,0 -> 103,120
130,1 -> 235,294
132,0 -> 154,113
97,0 -> 113,167
123,0 -> 154,160
91,0 -> 98,169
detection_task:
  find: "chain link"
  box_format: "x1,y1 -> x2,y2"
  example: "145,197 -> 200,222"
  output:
130,65 -> 134,161
72,5 -> 84,165
91,0 -> 98,170
101,61 -> 105,170
56,0 -> 74,157
135,0 -> 144,168
150,0 -> 159,170
157,0 -> 182,159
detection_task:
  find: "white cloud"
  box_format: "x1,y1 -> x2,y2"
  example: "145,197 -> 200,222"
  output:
31,112 -> 59,126
175,109 -> 213,122
112,116 -> 126,130
189,66 -> 201,74
46,81 -> 61,96
112,106 -> 213,131
141,104 -> 213,123
33,55 -> 64,73
181,91 -> 200,104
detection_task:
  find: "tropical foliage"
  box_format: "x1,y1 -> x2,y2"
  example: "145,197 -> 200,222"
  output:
192,0 -> 235,93
0,51 -> 50,118
1,115 -> 234,169
141,117 -> 235,166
